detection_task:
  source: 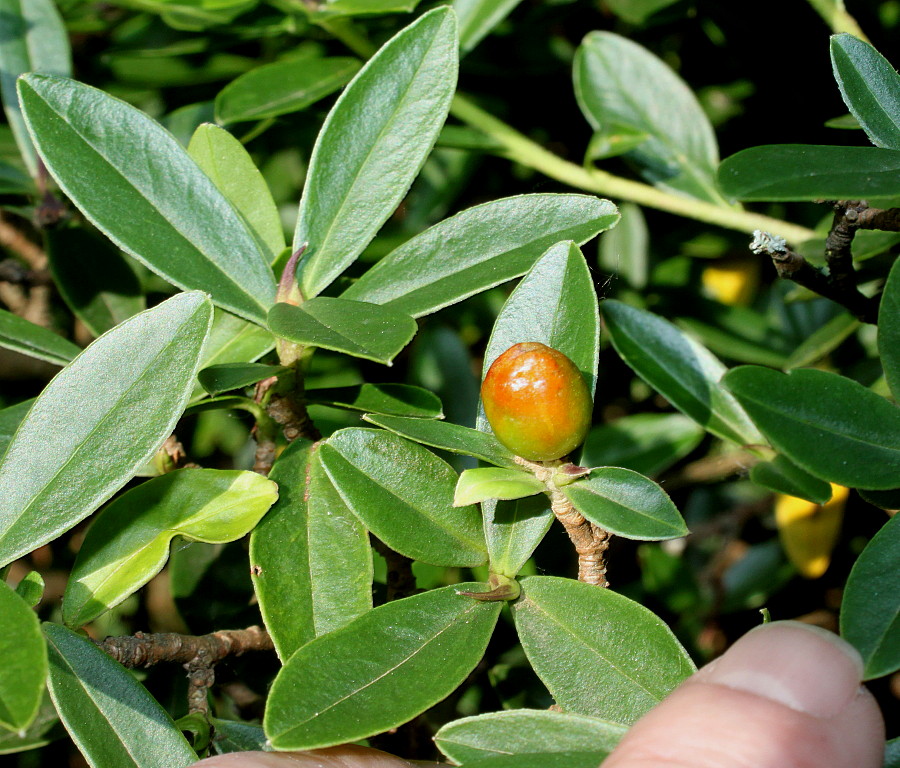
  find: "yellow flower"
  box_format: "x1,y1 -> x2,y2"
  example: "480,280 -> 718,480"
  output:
775,484 -> 849,578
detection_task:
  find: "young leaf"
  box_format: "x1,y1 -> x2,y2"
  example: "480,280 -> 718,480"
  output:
309,384 -> 443,419
63,469 -> 278,627
43,623 -> 196,768
0,292 -> 213,567
187,123 -> 286,263
880,256 -> 900,400
319,428 -> 487,567
723,366 -> 900,489
18,74 -> 276,324
830,33 -> 900,149
267,299 -> 417,365
14,570 -> 44,608
343,194 -> 618,319
455,0 -> 525,54
434,709 -> 626,764
215,57 -> 361,125
294,7 -> 458,298
264,583 -> 501,750
840,513 -> 900,678
454,467 -> 546,506
562,468 -> 687,541
0,308 -> 81,366
750,455 -> 834,505
601,300 -> 764,446
484,496 -> 553,580
0,580 -> 46,732
198,362 -> 289,396
574,32 -> 724,204
0,0 -> 70,178
512,576 -> 695,724
250,442 -> 373,661
364,414 -> 519,468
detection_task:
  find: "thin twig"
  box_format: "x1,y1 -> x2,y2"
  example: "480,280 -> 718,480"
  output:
371,535 -> 417,601
0,213 -> 47,269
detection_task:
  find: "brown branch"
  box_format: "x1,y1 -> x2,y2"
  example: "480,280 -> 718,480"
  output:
252,374 -> 321,475
98,626 -> 273,715
371,535 -> 417,601
854,205 -> 900,231
0,213 -> 46,269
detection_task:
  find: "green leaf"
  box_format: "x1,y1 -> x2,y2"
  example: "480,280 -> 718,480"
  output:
880,257 -> 900,400
264,583 -> 501,750
454,468 -> 546,506
294,7 -> 458,297
319,428 -> 487,567
562,467 -> 687,540
46,229 -> 145,337
187,123 -> 286,263
723,366 -> 900,490
841,513 -> 900,679
445,753 -> 609,768
14,571 -> 44,608
307,384 -> 442,418
717,145 -> 900,201
580,413 -> 704,477
598,202 -> 648,289
785,313 -> 860,370
0,308 -> 81,366
885,736 -> 900,768
455,0 -> 524,53
0,292 -> 213,567
858,487 -> 900,512
198,362 -> 288,396
0,398 -> 32,460
343,194 -> 617,318
830,33 -> 900,149
605,0 -> 681,23
215,56 -> 361,125
434,709 -> 626,764
18,74 -> 275,323
267,299 -> 417,365
308,0 -> 422,19
0,580 -> 46,732
210,718 -> 267,754
601,300 -> 764,446
0,0 -> 70,178
574,31 -> 724,204
250,441 -> 373,661
512,575 -> 695,724
63,468 -> 278,627
750,455 -> 834,505
43,623 -> 196,768
0,691 -> 60,754
363,414 -> 518,468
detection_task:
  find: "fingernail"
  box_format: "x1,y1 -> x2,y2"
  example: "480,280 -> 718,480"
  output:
697,620 -> 864,719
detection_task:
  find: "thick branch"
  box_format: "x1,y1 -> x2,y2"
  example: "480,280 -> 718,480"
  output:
550,490 -> 611,587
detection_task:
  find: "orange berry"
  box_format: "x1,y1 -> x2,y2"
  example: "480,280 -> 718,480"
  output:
481,342 -> 592,461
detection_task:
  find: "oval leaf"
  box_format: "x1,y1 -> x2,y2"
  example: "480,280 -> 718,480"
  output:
0,308 -> 81,366
723,366 -> 900,490
454,467 -> 546,507
198,362 -> 289,397
880,256 -> 900,400
512,575 -> 695,724
308,384 -> 443,419
443,752 -> 608,768
63,468 -> 278,627
0,292 -> 213,567
750,455 -> 834,505
0,580 -> 46,732
18,74 -> 275,323
44,623 -> 196,768
456,0 -> 524,53
294,7 -> 458,297
264,584 -> 501,750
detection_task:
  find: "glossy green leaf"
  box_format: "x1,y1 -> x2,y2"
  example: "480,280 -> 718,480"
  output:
717,145 -> 900,201
250,442 -> 372,660
0,292 -> 213,567
435,709 -> 626,764
294,8 -> 458,297
455,0 -> 524,53
448,753 -> 608,768
43,623 -> 196,768
831,33 -> 900,149
841,513 -> 900,678
210,718 -> 267,754
512,576 -> 695,724
319,428 -> 487,567
0,580 -> 46,732
483,496 -> 553,580
880,257 -> 900,400
858,487 -> 900,512
562,467 -> 687,540
14,571 -> 44,608
188,123 -> 285,262
215,57 -> 361,125
198,362 -> 288,396
598,202 -> 648,289
308,384 -> 442,418
0,398 -> 32,460
601,300 -> 764,446
267,299 -> 417,365
364,414 -> 518,468
785,313 -> 860,370
580,413 -> 704,477
18,74 -> 275,323
264,583 -> 501,750
574,31 -> 723,203
750,455 -> 834,505
724,366 -> 900,489
63,468 -> 278,627
454,468 -> 545,507
0,0 -> 70,178
0,308 -> 80,366
343,194 -> 618,318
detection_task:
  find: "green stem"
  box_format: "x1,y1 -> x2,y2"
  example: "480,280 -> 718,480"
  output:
450,94 -> 817,244
316,17 -> 378,58
806,0 -> 869,40
239,117 -> 276,145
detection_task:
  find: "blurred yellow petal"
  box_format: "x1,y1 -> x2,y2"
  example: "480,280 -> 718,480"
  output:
775,484 -> 849,578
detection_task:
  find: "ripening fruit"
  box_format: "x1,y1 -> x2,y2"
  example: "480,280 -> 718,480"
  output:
775,484 -> 848,579
481,342 -> 592,461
